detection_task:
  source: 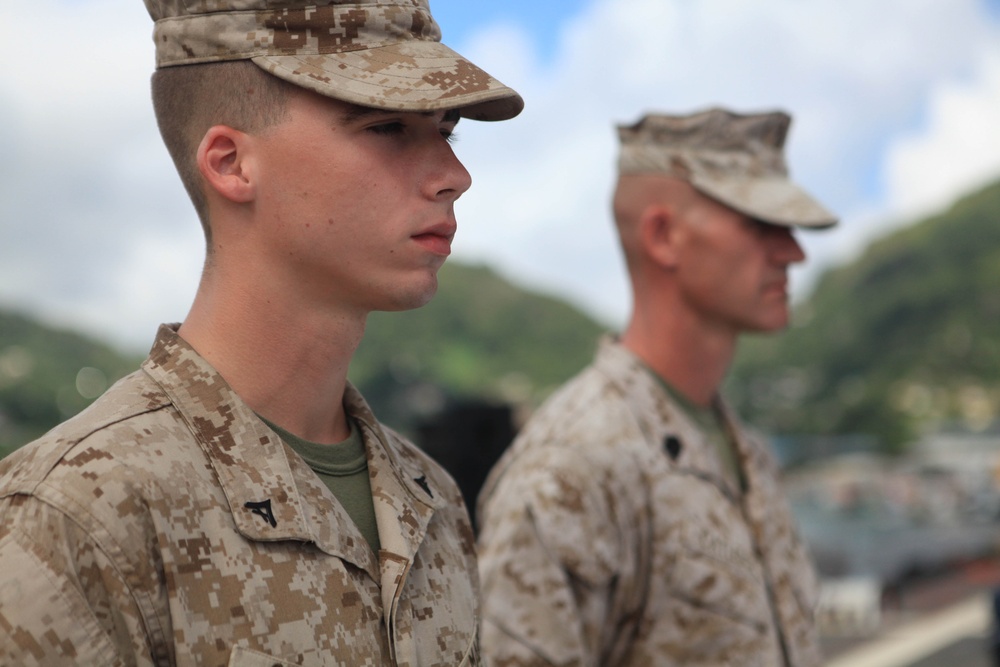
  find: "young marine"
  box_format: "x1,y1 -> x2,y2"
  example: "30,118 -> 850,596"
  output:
0,1 -> 522,665
478,108 -> 837,667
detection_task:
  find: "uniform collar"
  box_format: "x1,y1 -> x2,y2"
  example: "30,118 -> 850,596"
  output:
593,336 -> 746,500
142,324 -> 442,578
344,383 -> 445,559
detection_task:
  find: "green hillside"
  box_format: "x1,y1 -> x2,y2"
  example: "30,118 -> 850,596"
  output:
0,262 -> 608,452
349,262 -> 607,431
728,179 -> 1000,455
0,311 -> 142,456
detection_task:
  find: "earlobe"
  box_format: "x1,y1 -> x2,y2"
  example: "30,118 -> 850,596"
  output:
197,125 -> 255,204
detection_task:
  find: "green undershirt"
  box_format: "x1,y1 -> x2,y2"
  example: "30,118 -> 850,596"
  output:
261,416 -> 381,553
651,373 -> 747,493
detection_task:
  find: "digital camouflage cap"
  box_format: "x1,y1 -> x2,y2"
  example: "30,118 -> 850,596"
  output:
144,0 -> 524,121
617,108 -> 837,228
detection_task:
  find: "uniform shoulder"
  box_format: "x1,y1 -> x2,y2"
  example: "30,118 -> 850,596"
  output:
478,362 -> 654,560
0,369 -> 174,496
507,363 -> 645,464
478,409 -> 636,587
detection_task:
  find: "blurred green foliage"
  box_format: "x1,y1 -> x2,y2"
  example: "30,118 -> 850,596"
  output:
0,262 -> 607,453
728,179 -> 1000,455
349,262 -> 607,431
0,311 -> 142,455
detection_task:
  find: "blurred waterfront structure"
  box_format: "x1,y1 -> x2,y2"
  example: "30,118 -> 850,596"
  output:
783,423 -> 1000,640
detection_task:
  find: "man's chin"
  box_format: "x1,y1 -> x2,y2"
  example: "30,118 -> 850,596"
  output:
376,281 -> 439,313
742,313 -> 791,334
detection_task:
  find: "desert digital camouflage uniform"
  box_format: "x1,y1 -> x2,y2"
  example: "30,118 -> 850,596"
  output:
0,325 -> 481,666
477,338 -> 821,667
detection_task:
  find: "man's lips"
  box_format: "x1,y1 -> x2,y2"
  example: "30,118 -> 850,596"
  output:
412,223 -> 456,256
764,278 -> 789,297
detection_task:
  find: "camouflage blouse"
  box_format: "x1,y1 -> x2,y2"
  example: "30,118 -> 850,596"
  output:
0,325 -> 480,666
477,338 -> 821,667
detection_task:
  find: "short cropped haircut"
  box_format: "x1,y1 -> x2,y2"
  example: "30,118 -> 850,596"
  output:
151,61 -> 295,242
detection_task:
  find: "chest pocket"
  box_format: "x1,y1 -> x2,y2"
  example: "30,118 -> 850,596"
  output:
652,465 -> 773,630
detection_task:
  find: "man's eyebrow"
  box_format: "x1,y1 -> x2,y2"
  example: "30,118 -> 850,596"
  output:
340,105 -> 462,125
339,105 -> 389,123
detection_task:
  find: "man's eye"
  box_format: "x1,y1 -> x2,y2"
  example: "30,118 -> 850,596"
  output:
369,122 -> 405,136
441,129 -> 459,144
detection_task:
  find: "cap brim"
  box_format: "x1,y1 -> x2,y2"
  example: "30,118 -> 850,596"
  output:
691,175 -> 838,229
252,40 -> 523,121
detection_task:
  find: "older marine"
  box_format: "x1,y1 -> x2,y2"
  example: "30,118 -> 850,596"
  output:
478,108 -> 837,667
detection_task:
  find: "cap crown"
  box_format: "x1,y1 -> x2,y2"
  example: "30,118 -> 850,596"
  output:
617,108 -> 790,180
144,0 -> 524,120
617,108 -> 836,228
145,0 -> 440,66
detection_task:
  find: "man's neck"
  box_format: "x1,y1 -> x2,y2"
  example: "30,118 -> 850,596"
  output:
620,308 -> 737,407
178,284 -> 366,444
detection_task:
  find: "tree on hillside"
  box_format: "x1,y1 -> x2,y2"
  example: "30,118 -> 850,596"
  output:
728,179 -> 1000,456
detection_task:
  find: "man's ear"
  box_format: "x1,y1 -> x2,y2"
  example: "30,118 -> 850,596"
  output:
638,204 -> 681,269
196,125 -> 255,204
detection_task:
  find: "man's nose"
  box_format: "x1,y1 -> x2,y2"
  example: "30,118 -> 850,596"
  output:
771,227 -> 807,265
430,142 -> 472,202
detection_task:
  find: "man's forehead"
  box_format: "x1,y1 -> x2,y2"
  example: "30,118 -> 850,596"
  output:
338,104 -> 462,125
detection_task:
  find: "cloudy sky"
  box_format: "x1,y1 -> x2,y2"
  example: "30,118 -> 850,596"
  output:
3,0 -> 1000,354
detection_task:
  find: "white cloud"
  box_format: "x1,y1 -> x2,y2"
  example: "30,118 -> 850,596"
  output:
2,0 -> 1000,350
884,52 -> 1000,221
